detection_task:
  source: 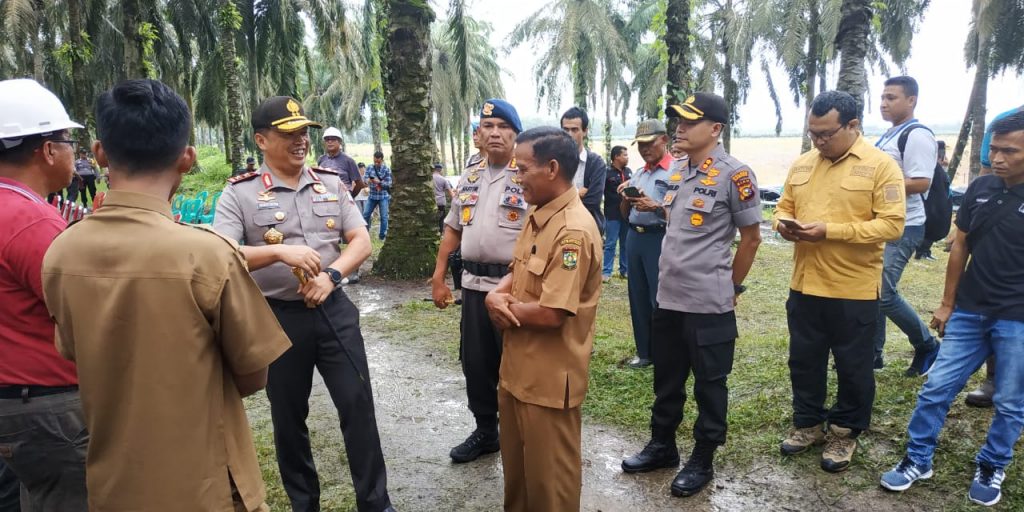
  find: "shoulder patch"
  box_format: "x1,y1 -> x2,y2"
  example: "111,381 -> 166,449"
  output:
311,165 -> 338,175
227,171 -> 258,184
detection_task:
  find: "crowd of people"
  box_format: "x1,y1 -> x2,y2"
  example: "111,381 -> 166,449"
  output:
0,73 -> 1021,512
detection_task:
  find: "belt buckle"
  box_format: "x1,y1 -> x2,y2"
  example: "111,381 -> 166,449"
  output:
636,225 -> 645,233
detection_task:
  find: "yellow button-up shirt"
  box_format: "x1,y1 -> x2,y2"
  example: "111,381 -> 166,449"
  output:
773,136 -> 906,300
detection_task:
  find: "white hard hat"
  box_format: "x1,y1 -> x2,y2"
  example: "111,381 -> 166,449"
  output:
0,79 -> 82,148
322,127 -> 343,140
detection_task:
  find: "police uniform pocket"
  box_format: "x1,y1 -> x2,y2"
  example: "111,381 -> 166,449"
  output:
497,205 -> 526,229
252,211 -> 282,227
312,203 -> 342,242
694,323 -> 738,381
312,202 -> 341,218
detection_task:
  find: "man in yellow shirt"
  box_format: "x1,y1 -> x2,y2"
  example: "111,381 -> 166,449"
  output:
773,90 -> 906,473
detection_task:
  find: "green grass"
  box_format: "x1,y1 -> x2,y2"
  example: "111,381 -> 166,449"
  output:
378,240 -> 1022,510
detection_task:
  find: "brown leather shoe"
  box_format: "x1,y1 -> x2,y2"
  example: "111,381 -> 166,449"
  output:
780,424 -> 825,455
821,424 -> 856,473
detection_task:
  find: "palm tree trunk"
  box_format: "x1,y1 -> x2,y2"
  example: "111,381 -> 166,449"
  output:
449,130 -> 457,175
967,36 -> 991,183
243,0 -> 259,116
834,0 -> 872,111
801,0 -> 821,153
122,0 -> 146,79
370,87 -> 385,154
721,22 -> 736,153
374,0 -> 438,278
664,0 -> 692,110
762,58 -> 783,137
948,101 -> 973,183
572,47 -> 588,109
604,88 -> 612,161
68,0 -> 91,146
219,1 -> 245,175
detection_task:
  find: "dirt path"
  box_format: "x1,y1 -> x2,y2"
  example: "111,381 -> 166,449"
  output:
289,279 -> 928,512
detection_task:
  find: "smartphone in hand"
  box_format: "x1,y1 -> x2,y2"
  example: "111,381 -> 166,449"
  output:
622,186 -> 642,198
777,218 -> 805,230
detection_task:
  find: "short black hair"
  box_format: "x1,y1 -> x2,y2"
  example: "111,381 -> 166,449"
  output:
357,162 -> 366,168
610,145 -> 627,159
810,90 -> 861,126
373,151 -> 384,159
991,111 -> 1024,136
515,126 -> 578,182
560,106 -> 589,131
0,133 -> 54,166
884,76 -> 919,98
95,79 -> 191,174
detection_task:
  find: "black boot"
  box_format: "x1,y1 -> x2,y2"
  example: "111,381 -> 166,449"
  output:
449,428 -> 500,463
671,442 -> 716,497
622,435 -> 679,473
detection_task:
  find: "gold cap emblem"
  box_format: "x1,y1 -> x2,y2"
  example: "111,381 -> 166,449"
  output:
481,102 -> 495,116
286,99 -> 301,116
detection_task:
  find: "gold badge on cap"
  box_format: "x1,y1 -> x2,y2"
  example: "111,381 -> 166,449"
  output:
275,211 -> 286,221
286,99 -> 301,116
312,183 -> 327,194
326,218 -> 336,229
264,227 -> 285,244
482,102 -> 495,116
685,95 -> 696,104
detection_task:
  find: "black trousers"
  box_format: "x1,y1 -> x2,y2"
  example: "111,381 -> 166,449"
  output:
437,204 -> 448,235
80,176 -> 97,207
0,459 -> 17,512
651,308 -> 737,445
460,288 -> 503,432
787,290 -> 877,434
267,289 -> 391,512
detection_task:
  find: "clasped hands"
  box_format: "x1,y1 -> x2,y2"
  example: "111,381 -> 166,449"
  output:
485,291 -> 521,330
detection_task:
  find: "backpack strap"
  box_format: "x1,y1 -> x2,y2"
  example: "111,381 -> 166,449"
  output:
896,123 -> 933,161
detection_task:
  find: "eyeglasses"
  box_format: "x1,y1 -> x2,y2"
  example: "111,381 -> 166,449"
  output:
806,124 -> 847,143
49,139 -> 79,150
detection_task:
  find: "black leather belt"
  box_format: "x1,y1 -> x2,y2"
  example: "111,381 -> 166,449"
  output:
630,224 -> 666,234
0,385 -> 78,400
463,260 -> 510,278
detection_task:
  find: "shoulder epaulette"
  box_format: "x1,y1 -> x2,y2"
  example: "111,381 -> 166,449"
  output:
227,171 -> 259,184
310,166 -> 338,175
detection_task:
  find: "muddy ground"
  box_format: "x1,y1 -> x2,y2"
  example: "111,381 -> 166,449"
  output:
248,278 -> 937,512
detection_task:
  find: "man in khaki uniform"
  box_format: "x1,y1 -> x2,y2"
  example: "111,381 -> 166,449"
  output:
431,99 -> 527,463
42,79 -> 291,511
485,127 -> 602,511
214,97 -> 395,512
774,90 -> 906,473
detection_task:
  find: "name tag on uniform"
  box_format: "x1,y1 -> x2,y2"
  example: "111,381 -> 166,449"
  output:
257,202 -> 281,210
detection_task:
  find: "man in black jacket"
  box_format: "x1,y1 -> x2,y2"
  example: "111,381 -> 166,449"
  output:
561,107 -> 607,234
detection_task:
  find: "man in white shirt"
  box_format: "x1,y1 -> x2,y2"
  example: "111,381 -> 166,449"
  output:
874,75 -> 940,377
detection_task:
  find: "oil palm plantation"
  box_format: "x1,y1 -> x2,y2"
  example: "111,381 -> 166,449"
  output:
506,0 -> 631,112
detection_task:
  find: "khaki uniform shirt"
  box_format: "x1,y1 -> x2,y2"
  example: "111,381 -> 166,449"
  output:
41,191 -> 291,512
773,136 -> 906,300
658,145 -> 762,313
444,159 -> 528,292
213,164 -> 366,300
499,188 -> 602,409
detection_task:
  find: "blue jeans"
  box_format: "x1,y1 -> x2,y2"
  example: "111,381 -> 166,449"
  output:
362,196 -> 389,238
905,309 -> 1024,469
626,229 -> 663,360
874,224 -> 937,359
602,219 -> 628,277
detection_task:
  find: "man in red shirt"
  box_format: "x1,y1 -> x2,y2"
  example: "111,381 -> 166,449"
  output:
0,78 -> 88,511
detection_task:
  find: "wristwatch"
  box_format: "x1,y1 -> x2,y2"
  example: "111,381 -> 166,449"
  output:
323,267 -> 343,286
734,283 -> 747,295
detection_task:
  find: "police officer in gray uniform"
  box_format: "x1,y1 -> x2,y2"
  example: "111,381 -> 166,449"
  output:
213,96 -> 396,512
431,99 -> 527,463
622,93 -> 762,498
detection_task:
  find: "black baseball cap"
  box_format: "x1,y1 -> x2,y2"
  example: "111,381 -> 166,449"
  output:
252,96 -> 322,132
667,92 -> 729,124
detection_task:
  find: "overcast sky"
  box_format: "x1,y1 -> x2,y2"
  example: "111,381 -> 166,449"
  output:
451,0 -> 1023,135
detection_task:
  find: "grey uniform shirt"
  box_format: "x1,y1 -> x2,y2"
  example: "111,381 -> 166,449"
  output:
213,164 -> 366,301
444,159 -> 528,292
433,172 -> 452,207
657,145 -> 762,314
75,158 -> 96,176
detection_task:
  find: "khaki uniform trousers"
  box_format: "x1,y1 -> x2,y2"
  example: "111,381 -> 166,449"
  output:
498,385 -> 582,512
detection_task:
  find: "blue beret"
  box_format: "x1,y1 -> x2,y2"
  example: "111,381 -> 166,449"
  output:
479,99 -> 522,133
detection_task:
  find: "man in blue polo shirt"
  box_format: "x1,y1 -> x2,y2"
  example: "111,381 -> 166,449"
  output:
880,111 -> 1024,507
